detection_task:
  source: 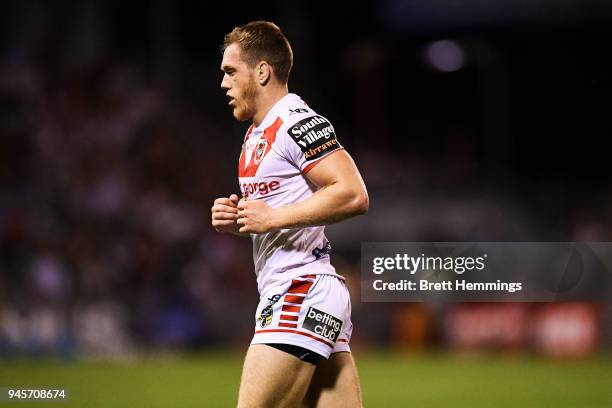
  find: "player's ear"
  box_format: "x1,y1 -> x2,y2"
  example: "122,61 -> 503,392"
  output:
257,61 -> 271,86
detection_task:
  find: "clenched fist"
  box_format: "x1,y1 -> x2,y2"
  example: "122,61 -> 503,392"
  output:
237,198 -> 277,234
211,194 -> 241,234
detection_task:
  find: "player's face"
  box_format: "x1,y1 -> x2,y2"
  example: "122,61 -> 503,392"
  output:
221,44 -> 259,122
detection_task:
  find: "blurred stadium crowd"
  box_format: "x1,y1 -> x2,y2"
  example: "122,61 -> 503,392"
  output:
0,1 -> 611,359
0,56 -> 259,357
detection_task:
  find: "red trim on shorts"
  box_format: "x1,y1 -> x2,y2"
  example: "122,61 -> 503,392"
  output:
255,329 -> 334,348
282,305 -> 300,313
337,339 -> 348,343
280,314 -> 299,321
284,295 -> 305,304
279,322 -> 298,328
302,148 -> 344,174
287,280 -> 314,295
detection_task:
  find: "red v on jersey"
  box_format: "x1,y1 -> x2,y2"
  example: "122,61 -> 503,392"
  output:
238,117 -> 284,177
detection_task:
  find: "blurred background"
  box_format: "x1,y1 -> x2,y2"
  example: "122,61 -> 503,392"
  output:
0,0 -> 611,406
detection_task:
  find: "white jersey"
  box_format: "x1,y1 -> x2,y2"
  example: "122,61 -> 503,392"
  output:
238,93 -> 344,295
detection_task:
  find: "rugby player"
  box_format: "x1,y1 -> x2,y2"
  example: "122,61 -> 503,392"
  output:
211,21 -> 368,407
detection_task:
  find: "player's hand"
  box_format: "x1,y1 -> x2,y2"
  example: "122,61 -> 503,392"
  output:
237,198 -> 277,234
211,194 -> 241,233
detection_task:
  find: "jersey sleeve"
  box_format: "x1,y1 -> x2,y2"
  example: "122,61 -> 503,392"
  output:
277,114 -> 343,173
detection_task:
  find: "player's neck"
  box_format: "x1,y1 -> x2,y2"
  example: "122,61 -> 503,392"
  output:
252,85 -> 289,127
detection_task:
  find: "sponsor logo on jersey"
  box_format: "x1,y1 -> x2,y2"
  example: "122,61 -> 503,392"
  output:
312,241 -> 332,259
303,139 -> 339,160
288,116 -> 341,162
289,116 -> 334,147
241,180 -> 281,198
258,294 -> 282,328
302,307 -> 343,342
289,108 -> 309,115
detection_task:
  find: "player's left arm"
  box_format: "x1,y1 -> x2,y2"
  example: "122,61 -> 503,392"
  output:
236,149 -> 368,233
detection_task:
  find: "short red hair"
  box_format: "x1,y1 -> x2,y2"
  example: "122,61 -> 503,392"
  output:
223,21 -> 293,84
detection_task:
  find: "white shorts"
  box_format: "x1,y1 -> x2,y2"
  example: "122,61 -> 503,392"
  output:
251,273 -> 352,359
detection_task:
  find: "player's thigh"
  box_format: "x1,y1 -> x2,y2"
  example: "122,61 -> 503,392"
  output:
238,344 -> 317,408
303,351 -> 363,408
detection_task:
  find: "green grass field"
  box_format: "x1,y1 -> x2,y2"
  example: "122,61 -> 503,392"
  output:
1,351 -> 611,407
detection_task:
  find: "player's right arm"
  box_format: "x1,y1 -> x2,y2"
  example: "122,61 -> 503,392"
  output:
211,194 -> 250,237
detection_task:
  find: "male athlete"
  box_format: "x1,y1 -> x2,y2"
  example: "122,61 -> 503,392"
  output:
212,21 -> 368,407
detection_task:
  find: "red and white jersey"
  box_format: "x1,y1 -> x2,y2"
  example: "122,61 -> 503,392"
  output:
238,93 -> 344,295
